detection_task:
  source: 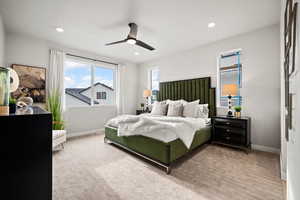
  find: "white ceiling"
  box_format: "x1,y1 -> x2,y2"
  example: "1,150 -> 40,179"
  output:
0,0 -> 280,64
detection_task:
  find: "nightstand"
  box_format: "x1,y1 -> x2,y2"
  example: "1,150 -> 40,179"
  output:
136,110 -> 149,115
211,116 -> 251,153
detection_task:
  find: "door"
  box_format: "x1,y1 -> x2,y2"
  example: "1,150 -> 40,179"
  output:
287,1 -> 300,199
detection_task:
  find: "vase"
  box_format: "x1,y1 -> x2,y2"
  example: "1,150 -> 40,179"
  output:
235,111 -> 241,118
0,67 -> 9,115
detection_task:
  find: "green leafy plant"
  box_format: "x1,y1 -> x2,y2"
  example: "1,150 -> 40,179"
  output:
9,97 -> 17,105
234,105 -> 242,112
46,89 -> 64,130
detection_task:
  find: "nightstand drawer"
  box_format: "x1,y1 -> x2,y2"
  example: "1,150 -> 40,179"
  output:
214,118 -> 246,129
215,131 -> 245,146
214,126 -> 245,135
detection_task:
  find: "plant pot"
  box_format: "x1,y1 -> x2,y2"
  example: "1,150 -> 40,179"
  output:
234,111 -> 241,118
9,103 -> 16,114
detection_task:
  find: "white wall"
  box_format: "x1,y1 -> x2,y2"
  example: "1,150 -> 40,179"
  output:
0,15 -> 5,66
138,25 -> 281,150
5,32 -> 139,135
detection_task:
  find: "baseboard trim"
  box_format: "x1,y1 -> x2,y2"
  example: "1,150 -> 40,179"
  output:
67,128 -> 104,139
281,169 -> 287,180
251,144 -> 280,154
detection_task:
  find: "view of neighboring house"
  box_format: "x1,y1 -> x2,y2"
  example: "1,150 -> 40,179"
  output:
65,82 -> 114,107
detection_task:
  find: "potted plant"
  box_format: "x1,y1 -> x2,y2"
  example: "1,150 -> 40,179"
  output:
9,97 -> 17,114
46,89 -> 64,130
47,89 -> 66,150
234,105 -> 242,118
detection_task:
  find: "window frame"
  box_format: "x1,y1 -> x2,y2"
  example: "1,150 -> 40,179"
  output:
64,56 -> 117,108
96,91 -> 107,100
148,67 -> 160,104
217,49 -> 242,108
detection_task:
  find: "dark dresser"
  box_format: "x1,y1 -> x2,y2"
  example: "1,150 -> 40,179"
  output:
1,106 -> 52,200
212,116 -> 251,152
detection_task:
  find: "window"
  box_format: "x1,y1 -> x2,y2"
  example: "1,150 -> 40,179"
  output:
64,57 -> 116,108
96,92 -> 106,100
218,50 -> 242,107
150,68 -> 160,103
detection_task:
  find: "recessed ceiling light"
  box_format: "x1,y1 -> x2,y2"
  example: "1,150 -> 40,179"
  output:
208,22 -> 216,28
56,27 -> 64,32
134,52 -> 140,55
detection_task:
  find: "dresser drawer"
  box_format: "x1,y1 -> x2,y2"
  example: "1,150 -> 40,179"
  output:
214,118 -> 246,129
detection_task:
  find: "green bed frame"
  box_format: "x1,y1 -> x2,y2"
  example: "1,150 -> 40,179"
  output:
104,77 -> 216,174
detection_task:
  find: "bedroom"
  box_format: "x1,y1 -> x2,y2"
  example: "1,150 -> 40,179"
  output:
0,0 -> 299,200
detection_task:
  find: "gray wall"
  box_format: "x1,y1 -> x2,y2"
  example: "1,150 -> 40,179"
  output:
0,15 -> 5,66
138,24 -> 281,150
4,32 -> 139,135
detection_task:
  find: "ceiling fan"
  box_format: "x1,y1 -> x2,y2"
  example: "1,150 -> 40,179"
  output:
105,23 -> 155,51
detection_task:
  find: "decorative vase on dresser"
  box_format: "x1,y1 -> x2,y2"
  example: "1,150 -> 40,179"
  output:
1,106 -> 52,200
211,115 -> 251,153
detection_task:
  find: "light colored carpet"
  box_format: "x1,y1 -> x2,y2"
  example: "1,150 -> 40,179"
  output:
53,134 -> 284,200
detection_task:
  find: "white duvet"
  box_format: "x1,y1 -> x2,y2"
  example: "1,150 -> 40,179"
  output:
105,114 -> 210,148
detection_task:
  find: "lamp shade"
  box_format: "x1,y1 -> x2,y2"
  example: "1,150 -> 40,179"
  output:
222,84 -> 238,96
143,89 -> 151,98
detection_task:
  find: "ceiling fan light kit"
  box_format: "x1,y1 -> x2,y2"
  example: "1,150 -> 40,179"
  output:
127,38 -> 136,44
106,23 -> 155,51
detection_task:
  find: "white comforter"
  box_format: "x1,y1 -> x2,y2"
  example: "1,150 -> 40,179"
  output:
106,114 -> 210,148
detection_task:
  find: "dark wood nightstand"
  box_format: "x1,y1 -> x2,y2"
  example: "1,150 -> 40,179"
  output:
211,116 -> 251,153
136,110 -> 149,115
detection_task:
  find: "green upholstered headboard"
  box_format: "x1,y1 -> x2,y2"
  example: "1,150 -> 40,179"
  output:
158,77 -> 216,117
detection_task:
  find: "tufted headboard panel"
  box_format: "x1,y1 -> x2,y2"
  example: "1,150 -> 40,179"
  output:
158,77 -> 216,117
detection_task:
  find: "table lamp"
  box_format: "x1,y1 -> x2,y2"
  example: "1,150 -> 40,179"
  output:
222,84 -> 238,117
143,89 -> 152,111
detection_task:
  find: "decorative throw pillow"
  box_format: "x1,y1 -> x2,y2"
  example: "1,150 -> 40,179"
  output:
167,103 -> 183,117
148,100 -> 167,111
183,100 -> 200,117
166,99 -> 188,106
151,101 -> 168,116
195,104 -> 209,118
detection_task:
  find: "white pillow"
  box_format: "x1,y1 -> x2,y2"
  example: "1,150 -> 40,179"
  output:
195,104 -> 209,118
148,100 -> 167,111
167,103 -> 183,117
151,101 -> 168,116
166,99 -> 188,106
183,100 -> 200,117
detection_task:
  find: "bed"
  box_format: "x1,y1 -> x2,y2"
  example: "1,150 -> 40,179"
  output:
104,77 -> 216,174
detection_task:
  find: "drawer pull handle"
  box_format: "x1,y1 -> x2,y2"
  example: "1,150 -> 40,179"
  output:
226,122 -> 230,125
226,136 -> 230,140
226,129 -> 230,132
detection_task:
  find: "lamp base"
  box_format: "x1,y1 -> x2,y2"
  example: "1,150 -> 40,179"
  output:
227,110 -> 233,117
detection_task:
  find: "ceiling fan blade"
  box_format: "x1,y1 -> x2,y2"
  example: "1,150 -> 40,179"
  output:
105,40 -> 126,46
136,40 -> 155,51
